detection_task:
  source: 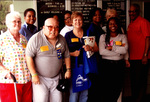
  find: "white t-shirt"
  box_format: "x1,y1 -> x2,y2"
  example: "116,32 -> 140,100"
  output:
60,25 -> 74,37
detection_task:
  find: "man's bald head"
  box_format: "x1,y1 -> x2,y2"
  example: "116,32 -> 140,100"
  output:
43,18 -> 59,40
44,18 -> 59,26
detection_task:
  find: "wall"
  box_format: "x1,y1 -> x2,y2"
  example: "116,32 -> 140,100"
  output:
13,0 -> 37,27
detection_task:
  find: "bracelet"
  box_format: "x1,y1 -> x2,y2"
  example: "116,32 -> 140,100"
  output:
66,68 -> 71,72
32,73 -> 38,77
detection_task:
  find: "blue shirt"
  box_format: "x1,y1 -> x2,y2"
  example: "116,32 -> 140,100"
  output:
19,22 -> 37,41
65,30 -> 86,67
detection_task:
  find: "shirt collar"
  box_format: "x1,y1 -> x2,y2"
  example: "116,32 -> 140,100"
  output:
24,22 -> 36,30
6,30 -> 26,44
131,16 -> 140,23
24,22 -> 28,28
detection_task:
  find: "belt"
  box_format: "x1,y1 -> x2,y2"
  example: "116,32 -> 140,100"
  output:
102,59 -> 124,64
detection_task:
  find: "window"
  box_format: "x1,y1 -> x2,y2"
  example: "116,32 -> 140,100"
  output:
0,0 -> 13,34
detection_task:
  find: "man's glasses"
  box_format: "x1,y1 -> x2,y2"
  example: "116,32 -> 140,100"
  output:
46,25 -> 59,31
128,10 -> 137,13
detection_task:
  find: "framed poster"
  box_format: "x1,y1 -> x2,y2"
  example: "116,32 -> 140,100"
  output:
37,0 -> 65,30
71,0 -> 97,24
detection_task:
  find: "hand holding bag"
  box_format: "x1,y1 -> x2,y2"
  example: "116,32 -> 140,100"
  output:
57,67 -> 70,92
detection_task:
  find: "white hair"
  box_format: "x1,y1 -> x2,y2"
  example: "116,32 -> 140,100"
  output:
105,8 -> 117,18
5,11 -> 21,27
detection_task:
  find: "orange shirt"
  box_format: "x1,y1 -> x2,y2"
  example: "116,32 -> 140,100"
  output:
127,16 -> 150,60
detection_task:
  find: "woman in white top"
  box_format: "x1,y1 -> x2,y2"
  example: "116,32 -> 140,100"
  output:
60,11 -> 73,37
99,17 -> 128,102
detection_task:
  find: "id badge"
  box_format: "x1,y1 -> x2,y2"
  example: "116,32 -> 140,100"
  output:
71,38 -> 79,42
57,48 -> 62,59
115,41 -> 122,46
40,46 -> 49,52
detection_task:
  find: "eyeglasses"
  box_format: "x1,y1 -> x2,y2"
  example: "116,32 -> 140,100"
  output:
46,25 -> 59,31
128,10 -> 137,13
64,17 -> 71,20
11,20 -> 21,24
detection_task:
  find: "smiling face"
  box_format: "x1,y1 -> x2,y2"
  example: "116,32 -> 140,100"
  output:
93,10 -> 102,24
43,18 -> 59,40
108,19 -> 118,33
72,16 -> 83,29
129,5 -> 139,21
24,11 -> 36,25
64,13 -> 72,26
8,16 -> 21,33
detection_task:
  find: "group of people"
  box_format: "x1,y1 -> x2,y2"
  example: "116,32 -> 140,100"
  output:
0,3 -> 150,102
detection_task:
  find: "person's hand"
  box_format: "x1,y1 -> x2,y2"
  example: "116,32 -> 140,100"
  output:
65,70 -> 71,79
3,69 -> 12,79
142,56 -> 148,65
106,46 -> 112,50
0,53 -> 12,79
32,75 -> 40,84
73,50 -> 80,57
125,60 -> 130,68
83,45 -> 91,51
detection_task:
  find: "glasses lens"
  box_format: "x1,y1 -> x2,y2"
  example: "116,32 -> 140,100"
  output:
47,26 -> 59,31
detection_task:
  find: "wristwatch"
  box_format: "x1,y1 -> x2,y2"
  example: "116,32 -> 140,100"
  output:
144,53 -> 148,56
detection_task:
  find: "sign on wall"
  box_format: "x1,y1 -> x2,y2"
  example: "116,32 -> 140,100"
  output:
71,0 -> 97,24
37,0 -> 65,30
37,0 -> 126,30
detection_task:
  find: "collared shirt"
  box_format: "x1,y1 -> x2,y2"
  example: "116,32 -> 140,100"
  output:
26,30 -> 70,78
0,30 -> 31,83
127,16 -> 150,60
19,22 -> 37,41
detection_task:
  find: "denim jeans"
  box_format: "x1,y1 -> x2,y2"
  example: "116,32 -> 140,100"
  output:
69,84 -> 88,102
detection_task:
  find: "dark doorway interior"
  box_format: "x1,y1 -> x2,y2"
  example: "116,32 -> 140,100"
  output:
144,2 -> 150,22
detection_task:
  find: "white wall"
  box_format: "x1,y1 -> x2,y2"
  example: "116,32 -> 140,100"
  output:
13,0 -> 37,27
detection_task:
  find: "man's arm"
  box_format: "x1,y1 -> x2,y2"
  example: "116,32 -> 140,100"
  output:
142,37 -> 150,64
64,57 -> 71,79
26,56 -> 40,84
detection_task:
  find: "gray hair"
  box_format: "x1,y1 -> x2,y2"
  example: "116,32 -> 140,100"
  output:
105,8 -> 117,18
5,11 -> 21,27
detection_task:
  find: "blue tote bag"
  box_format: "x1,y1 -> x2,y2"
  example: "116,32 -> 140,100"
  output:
83,50 -> 98,74
83,29 -> 98,75
72,57 -> 91,93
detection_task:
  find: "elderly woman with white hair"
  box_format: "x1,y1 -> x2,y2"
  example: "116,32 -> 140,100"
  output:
0,11 -> 32,102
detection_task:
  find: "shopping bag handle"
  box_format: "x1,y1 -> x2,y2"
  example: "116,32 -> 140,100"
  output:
75,47 -> 83,67
10,73 -> 16,82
